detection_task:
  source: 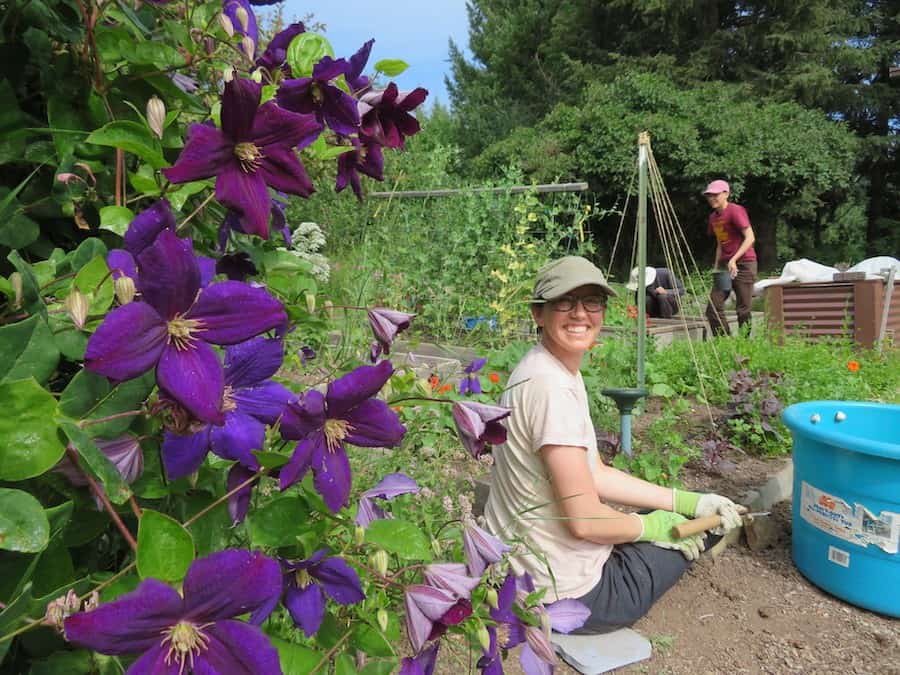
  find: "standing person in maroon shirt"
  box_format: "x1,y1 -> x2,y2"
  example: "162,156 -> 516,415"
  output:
703,179 -> 757,336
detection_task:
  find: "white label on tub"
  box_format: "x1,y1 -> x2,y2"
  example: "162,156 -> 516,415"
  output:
800,482 -> 900,555
828,546 -> 850,568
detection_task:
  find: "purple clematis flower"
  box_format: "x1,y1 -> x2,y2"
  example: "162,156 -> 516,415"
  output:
218,197 -> 290,251
479,572 -> 589,675
356,472 -> 419,527
163,77 -> 321,239
404,584 -> 473,654
367,307 -> 415,357
106,199 -> 176,283
423,563 -> 481,598
227,464 -> 258,525
452,401 -> 511,458
299,345 -> 316,364
281,550 -> 365,637
346,39 -> 374,93
256,22 -> 305,76
216,252 -> 258,282
463,518 -> 511,578
336,135 -> 384,200
276,56 -> 360,136
399,642 -> 439,675
279,360 -> 406,511
64,549 -> 283,674
161,336 -> 294,479
55,435 -> 144,487
358,83 -> 428,149
223,0 -> 258,46
85,230 -> 287,424
459,357 -> 488,396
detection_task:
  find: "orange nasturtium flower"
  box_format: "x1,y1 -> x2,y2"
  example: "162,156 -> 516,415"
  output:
428,375 -> 440,389
488,373 -> 500,384
439,384 -> 453,394
847,360 -> 860,373
627,305 -> 638,319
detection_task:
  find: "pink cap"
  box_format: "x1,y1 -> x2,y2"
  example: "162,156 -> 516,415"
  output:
703,179 -> 730,195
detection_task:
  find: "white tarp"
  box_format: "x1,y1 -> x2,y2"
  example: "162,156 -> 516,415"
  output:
754,256 -> 899,294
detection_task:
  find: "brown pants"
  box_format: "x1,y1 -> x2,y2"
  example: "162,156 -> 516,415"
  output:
706,260 -> 757,336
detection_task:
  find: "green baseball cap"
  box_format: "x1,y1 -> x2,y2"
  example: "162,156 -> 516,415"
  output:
532,256 -> 618,300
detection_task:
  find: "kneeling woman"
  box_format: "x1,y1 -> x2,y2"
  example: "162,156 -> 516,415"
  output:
484,256 -> 742,633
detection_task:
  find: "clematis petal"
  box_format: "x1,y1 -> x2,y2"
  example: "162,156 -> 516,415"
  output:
313,557 -> 365,605
64,578 -> 183,654
256,146 -> 315,198
107,249 -> 136,281
284,583 -> 325,637
209,411 -> 264,468
123,199 -> 176,256
361,472 -> 419,499
197,620 -> 282,674
127,643 -> 172,674
162,122 -> 233,184
314,446 -> 352,512
520,643 -> 554,675
137,230 -> 200,319
215,168 -> 271,238
233,381 -> 294,425
222,0 -> 258,44
322,86 -> 361,136
182,549 -> 282,622
188,281 -> 287,345
311,55 -> 349,82
404,591 -> 433,654
221,78 -> 261,142
197,256 -> 216,288
346,39 -> 374,92
157,342 -> 225,425
423,563 -> 481,599
85,302 -> 167,382
354,495 -> 385,528
256,22 -> 305,73
279,436 -> 320,490
463,519 -> 511,578
343,399 -> 406,448
224,336 -> 284,387
280,390 -> 326,440
161,428 -> 211,480
545,598 -> 591,634
251,101 -> 322,152
227,463 -> 257,525
406,584 -> 457,622
275,77 -> 315,116
325,360 -> 393,418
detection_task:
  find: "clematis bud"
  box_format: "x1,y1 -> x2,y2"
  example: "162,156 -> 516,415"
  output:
223,66 -> 235,83
114,276 -> 136,305
477,623 -> 491,652
241,35 -> 255,60
64,289 -> 89,330
146,96 -> 165,139
10,272 -> 23,309
376,608 -> 389,633
323,300 -> 334,319
370,549 -> 389,576
354,525 -> 365,546
250,67 -> 263,83
462,518 -> 511,578
485,587 -> 499,609
367,307 -> 415,357
423,563 -> 480,598
218,12 -> 235,37
234,5 -> 249,32
304,291 -> 315,314
452,400 -> 512,459
431,537 -> 442,557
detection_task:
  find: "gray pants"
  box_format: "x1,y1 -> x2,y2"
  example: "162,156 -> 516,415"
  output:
572,534 -> 721,634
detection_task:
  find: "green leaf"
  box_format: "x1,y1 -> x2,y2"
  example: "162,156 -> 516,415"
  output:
59,370 -> 154,437
247,496 -> 309,549
179,494 -> 231,557
59,421 -> 132,504
128,164 -> 161,196
351,621 -> 395,657
364,520 -> 431,561
98,205 -> 134,236
0,489 -> 50,553
335,653 -> 357,675
306,134 -> 353,161
54,328 -> 89,361
286,32 -> 334,78
650,383 -> 676,398
29,649 -> 93,675
74,254 -> 114,315
137,510 -> 194,583
47,95 -> 87,162
271,637 -> 322,675
0,582 -> 33,662
62,507 -> 109,547
0,378 -> 64,481
253,451 -> 289,469
7,251 -> 44,317
0,315 -> 60,385
86,121 -> 167,169
374,59 -> 409,77
0,188 -> 40,250
167,180 -> 210,212
360,659 -> 399,675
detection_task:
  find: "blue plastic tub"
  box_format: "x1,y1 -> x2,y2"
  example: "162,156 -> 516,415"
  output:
783,401 -> 900,617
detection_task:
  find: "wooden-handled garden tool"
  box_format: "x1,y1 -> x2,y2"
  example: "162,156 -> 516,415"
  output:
672,511 -> 770,538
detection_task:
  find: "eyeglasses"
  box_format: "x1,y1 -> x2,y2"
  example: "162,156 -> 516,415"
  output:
549,295 -> 606,313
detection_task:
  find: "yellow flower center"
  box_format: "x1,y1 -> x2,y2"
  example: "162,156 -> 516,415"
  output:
497,623 -> 510,649
167,315 -> 205,350
234,142 -> 264,173
294,569 -> 312,588
222,386 -> 236,413
323,418 -> 352,452
161,621 -> 210,674
311,82 -> 324,104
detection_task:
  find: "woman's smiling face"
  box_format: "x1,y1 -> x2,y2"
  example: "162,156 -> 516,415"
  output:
531,284 -> 605,371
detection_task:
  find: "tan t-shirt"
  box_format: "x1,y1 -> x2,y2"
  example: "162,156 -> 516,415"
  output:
484,343 -> 611,600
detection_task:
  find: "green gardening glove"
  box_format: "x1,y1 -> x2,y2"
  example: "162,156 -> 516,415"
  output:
634,510 -> 705,561
673,489 -> 744,533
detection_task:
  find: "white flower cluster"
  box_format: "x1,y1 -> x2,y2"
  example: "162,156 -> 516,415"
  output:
280,221 -> 330,282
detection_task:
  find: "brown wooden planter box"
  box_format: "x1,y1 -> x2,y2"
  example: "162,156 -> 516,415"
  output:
764,279 -> 899,349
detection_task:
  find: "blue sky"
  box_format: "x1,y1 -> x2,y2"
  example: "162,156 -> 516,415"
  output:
274,0 -> 472,107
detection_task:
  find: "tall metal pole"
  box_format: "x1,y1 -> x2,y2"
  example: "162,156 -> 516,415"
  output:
636,132 -> 649,388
